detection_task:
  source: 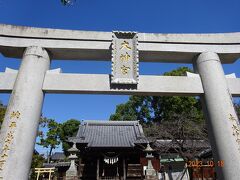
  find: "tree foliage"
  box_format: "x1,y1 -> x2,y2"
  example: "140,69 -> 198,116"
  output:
59,119 -> 80,155
0,101 -> 6,129
38,118 -> 80,156
143,111 -> 208,161
110,67 -> 207,161
110,96 -> 152,123
110,67 -> 203,123
37,118 -> 62,159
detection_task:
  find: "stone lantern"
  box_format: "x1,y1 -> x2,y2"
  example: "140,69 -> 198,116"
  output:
66,143 -> 79,180
144,143 -> 158,180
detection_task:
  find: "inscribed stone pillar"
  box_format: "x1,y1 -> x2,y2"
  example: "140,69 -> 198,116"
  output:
0,46 -> 50,180
195,52 -> 240,180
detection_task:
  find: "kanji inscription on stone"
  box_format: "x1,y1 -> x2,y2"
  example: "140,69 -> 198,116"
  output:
111,31 -> 139,84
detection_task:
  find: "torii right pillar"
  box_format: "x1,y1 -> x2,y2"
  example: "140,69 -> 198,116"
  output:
195,52 -> 240,180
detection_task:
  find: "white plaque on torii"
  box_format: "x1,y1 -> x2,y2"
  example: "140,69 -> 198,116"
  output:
111,31 -> 139,84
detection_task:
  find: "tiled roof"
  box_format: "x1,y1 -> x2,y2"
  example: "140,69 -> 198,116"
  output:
43,162 -> 70,168
50,152 -> 66,161
69,121 -> 148,147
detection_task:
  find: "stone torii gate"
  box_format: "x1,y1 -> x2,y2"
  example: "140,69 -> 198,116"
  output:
0,24 -> 240,180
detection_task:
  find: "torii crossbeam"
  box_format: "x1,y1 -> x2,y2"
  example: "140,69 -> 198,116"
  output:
0,24 -> 240,180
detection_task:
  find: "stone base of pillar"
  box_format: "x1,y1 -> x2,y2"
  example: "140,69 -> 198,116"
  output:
66,168 -> 78,180
145,169 -> 158,180
66,159 -> 78,179
145,175 -> 158,180
65,175 -> 78,180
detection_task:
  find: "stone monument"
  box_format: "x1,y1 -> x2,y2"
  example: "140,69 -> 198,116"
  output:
144,144 -> 158,180
66,143 -> 79,180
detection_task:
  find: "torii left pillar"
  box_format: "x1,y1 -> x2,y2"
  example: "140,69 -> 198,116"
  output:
0,46 -> 50,180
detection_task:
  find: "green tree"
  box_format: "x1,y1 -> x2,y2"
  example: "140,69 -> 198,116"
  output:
0,101 -> 6,129
235,103 -> 240,118
110,96 -> 152,123
152,67 -> 203,122
110,67 -> 203,123
110,67 -> 207,161
59,119 -> 80,155
37,118 -> 61,161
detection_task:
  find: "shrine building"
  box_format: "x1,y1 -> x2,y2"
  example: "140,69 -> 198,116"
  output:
68,120 -> 159,180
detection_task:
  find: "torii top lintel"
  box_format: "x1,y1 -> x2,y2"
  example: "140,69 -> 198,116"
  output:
0,24 -> 240,63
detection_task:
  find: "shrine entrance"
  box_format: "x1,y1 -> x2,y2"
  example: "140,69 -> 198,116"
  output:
0,24 -> 240,179
73,121 -> 147,180
102,154 -> 120,179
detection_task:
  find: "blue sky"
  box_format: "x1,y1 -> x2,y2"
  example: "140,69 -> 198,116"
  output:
0,0 -> 240,153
